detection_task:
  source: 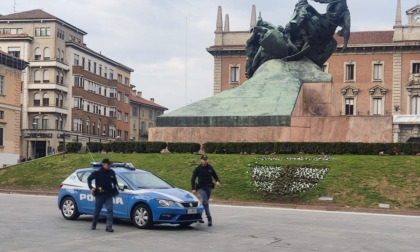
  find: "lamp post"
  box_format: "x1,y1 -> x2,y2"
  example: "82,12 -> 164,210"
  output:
32,122 -> 37,159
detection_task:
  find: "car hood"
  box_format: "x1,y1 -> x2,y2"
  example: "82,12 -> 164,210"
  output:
134,188 -> 199,202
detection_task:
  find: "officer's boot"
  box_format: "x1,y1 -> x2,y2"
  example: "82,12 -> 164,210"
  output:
207,216 -> 212,226
91,221 -> 97,230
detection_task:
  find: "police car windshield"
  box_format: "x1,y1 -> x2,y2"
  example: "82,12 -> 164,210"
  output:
122,171 -> 172,189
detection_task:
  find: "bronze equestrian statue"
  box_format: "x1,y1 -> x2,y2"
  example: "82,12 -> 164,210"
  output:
245,0 -> 351,78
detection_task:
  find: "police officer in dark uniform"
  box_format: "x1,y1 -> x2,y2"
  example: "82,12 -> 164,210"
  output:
191,155 -> 221,226
87,158 -> 119,232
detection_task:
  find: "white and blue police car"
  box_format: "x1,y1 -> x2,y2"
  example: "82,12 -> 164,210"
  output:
58,162 -> 203,229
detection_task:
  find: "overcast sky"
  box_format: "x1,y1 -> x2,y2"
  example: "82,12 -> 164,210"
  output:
2,0 -> 419,112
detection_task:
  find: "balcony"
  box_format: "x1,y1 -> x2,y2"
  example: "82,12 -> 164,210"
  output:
27,82 -> 69,93
29,58 -> 70,71
28,105 -> 68,114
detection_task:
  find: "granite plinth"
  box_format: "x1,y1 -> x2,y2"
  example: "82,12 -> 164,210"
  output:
157,58 -> 331,127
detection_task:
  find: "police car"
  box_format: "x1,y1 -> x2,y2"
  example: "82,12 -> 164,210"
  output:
58,162 -> 203,229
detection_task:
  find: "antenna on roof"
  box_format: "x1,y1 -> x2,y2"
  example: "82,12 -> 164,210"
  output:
13,0 -> 17,13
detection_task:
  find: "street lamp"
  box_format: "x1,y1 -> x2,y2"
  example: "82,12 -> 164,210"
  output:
32,122 -> 37,159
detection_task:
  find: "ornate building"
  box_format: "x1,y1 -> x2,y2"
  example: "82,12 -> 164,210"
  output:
206,1 -> 420,143
0,9 -> 133,159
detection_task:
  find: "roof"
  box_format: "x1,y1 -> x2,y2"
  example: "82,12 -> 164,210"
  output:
130,95 -> 168,110
0,9 -> 87,35
334,31 -> 394,45
0,50 -> 29,70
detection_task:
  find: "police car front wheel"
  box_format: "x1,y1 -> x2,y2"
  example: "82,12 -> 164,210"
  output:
132,204 -> 153,229
61,197 -> 80,220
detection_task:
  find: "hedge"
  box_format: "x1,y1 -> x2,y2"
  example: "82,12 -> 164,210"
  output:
203,142 -> 420,155
167,142 -> 201,153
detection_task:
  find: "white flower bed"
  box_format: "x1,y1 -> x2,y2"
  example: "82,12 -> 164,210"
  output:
251,165 -> 329,195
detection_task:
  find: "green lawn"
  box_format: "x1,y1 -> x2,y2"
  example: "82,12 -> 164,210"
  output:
1,153 -> 420,210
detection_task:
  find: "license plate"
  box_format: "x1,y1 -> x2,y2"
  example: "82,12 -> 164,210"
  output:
187,209 -> 197,214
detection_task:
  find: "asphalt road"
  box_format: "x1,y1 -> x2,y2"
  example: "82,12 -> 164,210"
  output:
1,193 -> 420,252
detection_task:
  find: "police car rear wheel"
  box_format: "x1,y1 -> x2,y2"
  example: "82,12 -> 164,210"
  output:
132,204 -> 153,229
61,197 -> 80,220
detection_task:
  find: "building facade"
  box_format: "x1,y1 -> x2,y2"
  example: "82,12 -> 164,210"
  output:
130,91 -> 167,141
0,51 -> 28,166
0,9 -> 133,159
207,1 -> 420,143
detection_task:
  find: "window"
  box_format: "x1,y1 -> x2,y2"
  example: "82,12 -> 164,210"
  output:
124,131 -> 129,141
35,48 -> 41,60
35,27 -> 50,37
411,96 -> 420,115
132,106 -> 138,117
56,117 -> 63,130
345,98 -> 354,115
148,122 -> 154,128
0,127 -> 3,146
82,57 -> 85,69
56,93 -> 63,107
133,120 -> 137,129
57,29 -> 64,40
141,108 -> 145,118
124,113 -> 129,122
0,110 -> 3,119
56,70 -> 64,85
345,64 -> 355,81
118,74 -> 123,83
61,50 -> 64,62
8,47 -> 20,58
109,69 -> 114,79
117,92 -> 122,101
117,111 -> 122,120
43,70 -> 50,83
373,98 -> 382,115
33,116 -> 39,129
230,65 -> 239,82
99,65 -> 102,76
42,93 -> 49,106
93,62 -> 97,74
73,118 -> 83,132
34,93 -> 41,106
125,77 -> 130,85
149,110 -> 154,120
373,64 -> 383,81
0,75 -> 4,95
104,67 -> 108,78
413,63 -> 420,74
124,94 -> 129,103
34,70 -> 41,83
42,116 -> 49,129
88,60 -> 91,72
43,47 -> 50,60
74,54 -> 79,66
57,49 -> 61,61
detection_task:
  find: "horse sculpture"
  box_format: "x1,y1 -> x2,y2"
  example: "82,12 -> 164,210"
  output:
245,0 -> 351,78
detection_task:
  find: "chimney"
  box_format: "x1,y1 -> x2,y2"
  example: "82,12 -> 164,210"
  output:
216,6 -> 223,33
137,91 -> 142,98
150,98 -> 155,102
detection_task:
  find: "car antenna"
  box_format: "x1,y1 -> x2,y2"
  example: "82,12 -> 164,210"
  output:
85,143 -> 95,162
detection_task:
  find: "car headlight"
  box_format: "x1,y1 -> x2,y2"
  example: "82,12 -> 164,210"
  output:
157,199 -> 179,207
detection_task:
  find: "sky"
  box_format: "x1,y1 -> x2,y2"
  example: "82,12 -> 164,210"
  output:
2,0 -> 419,112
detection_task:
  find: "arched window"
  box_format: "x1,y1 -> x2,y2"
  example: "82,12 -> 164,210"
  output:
61,49 -> 64,62
35,47 -> 41,60
55,93 -> 63,107
34,70 -> 41,83
57,49 -> 61,61
34,93 -> 41,106
56,116 -> 63,130
86,117 -> 90,134
42,115 -> 49,129
42,93 -> 49,106
98,119 -> 101,136
43,47 -> 50,60
43,70 -> 50,83
33,116 -> 39,129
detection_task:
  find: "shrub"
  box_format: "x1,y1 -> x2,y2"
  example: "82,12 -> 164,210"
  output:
168,142 -> 201,153
86,142 -> 103,153
66,142 -> 82,153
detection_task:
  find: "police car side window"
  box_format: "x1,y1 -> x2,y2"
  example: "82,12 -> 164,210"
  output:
116,175 -> 131,189
79,171 -> 94,183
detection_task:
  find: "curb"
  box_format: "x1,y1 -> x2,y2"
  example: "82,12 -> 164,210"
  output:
2,189 -> 420,217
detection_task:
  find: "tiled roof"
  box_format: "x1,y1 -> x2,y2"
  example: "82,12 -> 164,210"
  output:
0,9 -> 57,20
130,95 -> 168,110
334,31 -> 394,45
